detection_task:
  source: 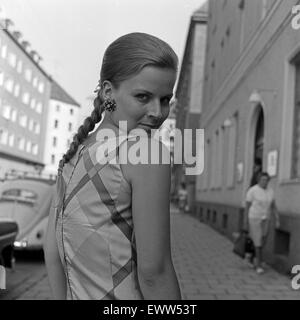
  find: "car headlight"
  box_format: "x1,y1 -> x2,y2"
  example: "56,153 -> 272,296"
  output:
14,240 -> 28,248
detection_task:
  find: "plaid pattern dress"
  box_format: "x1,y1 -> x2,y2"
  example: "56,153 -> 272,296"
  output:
55,134 -> 143,300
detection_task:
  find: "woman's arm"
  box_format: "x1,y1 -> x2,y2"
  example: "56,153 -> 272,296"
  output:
44,196 -> 67,300
123,138 -> 181,300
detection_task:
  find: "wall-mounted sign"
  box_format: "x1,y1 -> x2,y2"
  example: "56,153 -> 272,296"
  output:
237,162 -> 243,182
267,150 -> 278,177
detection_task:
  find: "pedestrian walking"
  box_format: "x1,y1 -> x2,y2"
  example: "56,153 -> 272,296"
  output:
44,32 -> 181,300
244,172 -> 280,274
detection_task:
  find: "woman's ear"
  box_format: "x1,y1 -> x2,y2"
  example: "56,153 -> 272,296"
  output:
102,80 -> 114,100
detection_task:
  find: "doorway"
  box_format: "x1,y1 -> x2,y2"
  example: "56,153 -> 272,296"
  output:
250,106 -> 264,187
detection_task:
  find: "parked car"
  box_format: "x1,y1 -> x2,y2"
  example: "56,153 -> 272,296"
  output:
0,173 -> 55,251
0,220 -> 18,268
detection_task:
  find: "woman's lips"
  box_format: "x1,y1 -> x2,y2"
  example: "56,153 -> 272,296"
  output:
139,123 -> 159,129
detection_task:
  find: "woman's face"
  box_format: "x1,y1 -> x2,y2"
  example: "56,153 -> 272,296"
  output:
258,176 -> 269,189
105,66 -> 177,133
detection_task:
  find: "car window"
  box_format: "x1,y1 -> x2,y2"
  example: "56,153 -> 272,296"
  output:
0,188 -> 37,205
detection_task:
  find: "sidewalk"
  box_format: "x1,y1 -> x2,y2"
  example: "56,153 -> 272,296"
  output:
171,204 -> 300,300
2,204 -> 300,300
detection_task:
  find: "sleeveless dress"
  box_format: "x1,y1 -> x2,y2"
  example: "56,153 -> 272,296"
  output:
54,133 -> 143,300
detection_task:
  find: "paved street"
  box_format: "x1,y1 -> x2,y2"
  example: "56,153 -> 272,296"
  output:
171,205 -> 300,300
1,204 -> 299,300
0,251 -> 50,300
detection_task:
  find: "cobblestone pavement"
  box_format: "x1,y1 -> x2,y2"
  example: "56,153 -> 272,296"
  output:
1,204 -> 300,300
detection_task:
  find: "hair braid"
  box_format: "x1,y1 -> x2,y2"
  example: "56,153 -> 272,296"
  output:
57,93 -> 104,175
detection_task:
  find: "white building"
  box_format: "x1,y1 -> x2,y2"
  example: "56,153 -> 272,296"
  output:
0,16 -> 51,180
43,80 -> 80,174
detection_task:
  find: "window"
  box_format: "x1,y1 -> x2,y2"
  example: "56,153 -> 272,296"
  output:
36,102 -> 42,113
51,154 -> 55,164
54,119 -> 58,129
17,60 -> 23,73
70,108 -> 74,115
34,122 -> 40,134
29,119 -> 34,131
68,123 -> 72,131
32,144 -> 38,155
11,109 -> 17,122
30,98 -> 36,109
216,127 -> 224,188
33,77 -> 38,88
17,137 -> 25,150
292,57 -> 300,178
2,105 -> 11,120
25,68 -> 32,82
209,60 -> 216,102
8,134 -> 14,147
8,52 -> 17,68
210,131 -> 219,189
38,82 -> 44,93
1,45 -> 7,59
22,92 -> 30,105
56,104 -> 60,112
227,114 -> 238,187
0,71 -> 4,86
67,139 -> 70,147
19,113 -> 28,127
53,136 -> 57,147
0,189 -> 37,204
4,78 -> 14,92
203,139 -> 210,190
26,141 -> 32,153
14,84 -> 20,97
0,129 -> 8,145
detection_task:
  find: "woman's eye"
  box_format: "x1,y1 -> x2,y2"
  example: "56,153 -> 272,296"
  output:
162,98 -> 171,105
136,94 -> 149,102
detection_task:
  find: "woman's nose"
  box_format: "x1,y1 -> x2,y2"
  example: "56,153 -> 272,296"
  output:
148,100 -> 162,120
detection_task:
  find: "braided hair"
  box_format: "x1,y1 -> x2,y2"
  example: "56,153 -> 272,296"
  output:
57,91 -> 104,175
57,32 -> 178,176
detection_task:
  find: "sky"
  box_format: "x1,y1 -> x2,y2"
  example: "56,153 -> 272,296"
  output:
0,0 -> 207,121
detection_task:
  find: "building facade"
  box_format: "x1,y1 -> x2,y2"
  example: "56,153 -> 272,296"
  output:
196,0 -> 300,273
0,22 -> 51,179
43,80 -> 80,174
174,4 -> 208,209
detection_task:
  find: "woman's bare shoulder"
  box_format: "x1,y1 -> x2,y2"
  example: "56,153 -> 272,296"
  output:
119,136 -> 171,183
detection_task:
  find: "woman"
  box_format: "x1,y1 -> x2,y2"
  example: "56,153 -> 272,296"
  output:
44,32 -> 181,300
245,172 -> 280,274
